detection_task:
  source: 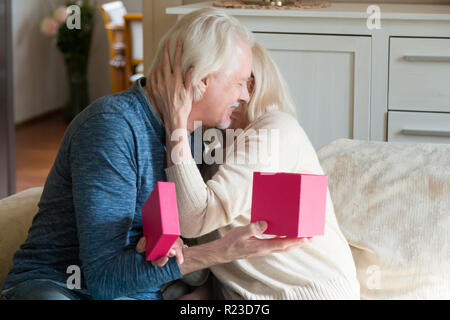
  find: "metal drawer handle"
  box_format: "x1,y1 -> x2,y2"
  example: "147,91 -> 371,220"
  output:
403,55 -> 450,62
402,128 -> 450,137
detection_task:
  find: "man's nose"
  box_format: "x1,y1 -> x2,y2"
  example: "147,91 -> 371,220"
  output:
239,83 -> 251,103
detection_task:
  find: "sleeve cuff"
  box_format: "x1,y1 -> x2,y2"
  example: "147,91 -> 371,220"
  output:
165,158 -> 208,216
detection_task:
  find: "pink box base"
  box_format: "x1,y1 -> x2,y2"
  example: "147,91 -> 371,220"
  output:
145,234 -> 180,261
250,172 -> 328,238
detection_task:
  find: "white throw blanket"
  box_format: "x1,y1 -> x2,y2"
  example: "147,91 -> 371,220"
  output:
317,139 -> 450,299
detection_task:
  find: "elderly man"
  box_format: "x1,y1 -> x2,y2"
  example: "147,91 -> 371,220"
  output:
1,8 -> 307,300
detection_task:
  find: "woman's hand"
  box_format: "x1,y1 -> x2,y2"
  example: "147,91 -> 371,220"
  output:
136,236 -> 185,267
150,38 -> 195,167
150,38 -> 194,134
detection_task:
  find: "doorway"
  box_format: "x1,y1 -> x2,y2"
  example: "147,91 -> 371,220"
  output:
0,0 -> 15,199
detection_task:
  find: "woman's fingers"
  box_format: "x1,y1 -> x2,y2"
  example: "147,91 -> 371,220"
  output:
150,71 -> 159,97
174,39 -> 183,83
162,38 -> 172,75
162,38 -> 186,87
149,37 -> 192,130
184,67 -> 194,93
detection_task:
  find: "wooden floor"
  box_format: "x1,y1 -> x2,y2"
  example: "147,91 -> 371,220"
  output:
15,111 -> 68,193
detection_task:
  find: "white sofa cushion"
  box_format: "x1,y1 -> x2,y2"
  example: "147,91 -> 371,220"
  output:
0,188 -> 43,287
317,139 -> 450,299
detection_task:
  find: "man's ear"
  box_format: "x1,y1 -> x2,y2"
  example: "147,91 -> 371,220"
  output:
197,77 -> 209,96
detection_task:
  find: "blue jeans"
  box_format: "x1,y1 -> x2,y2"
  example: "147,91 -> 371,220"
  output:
1,279 -> 138,300
1,279 -> 92,300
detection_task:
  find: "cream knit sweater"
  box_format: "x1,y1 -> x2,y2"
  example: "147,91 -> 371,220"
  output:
165,111 -> 360,300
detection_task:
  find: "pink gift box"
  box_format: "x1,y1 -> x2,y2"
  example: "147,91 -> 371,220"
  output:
250,172 -> 328,238
142,182 -> 181,261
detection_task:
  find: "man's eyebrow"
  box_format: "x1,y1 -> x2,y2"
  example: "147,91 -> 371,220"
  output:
235,76 -> 253,83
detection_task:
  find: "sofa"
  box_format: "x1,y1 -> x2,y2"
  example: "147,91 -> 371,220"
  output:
1,139 -> 449,299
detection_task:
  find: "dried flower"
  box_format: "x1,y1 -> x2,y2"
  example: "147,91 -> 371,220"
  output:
40,17 -> 59,36
53,6 -> 68,24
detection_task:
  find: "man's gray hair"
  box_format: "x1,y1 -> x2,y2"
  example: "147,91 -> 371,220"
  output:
148,8 -> 254,102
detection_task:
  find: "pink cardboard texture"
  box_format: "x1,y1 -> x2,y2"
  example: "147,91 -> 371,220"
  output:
142,182 -> 181,261
250,172 -> 328,238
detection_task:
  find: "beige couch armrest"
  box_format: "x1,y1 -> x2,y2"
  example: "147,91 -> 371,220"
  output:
0,187 -> 43,287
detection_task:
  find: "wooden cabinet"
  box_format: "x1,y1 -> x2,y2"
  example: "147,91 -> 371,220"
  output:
255,33 -> 371,149
388,111 -> 450,144
164,2 -> 450,148
389,37 -> 450,113
388,37 -> 450,144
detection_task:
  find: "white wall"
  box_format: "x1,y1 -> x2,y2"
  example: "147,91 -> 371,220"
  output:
12,0 -> 67,123
12,0 -> 142,124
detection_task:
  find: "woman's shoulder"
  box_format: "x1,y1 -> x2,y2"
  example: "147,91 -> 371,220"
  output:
245,111 -> 318,160
247,111 -> 304,138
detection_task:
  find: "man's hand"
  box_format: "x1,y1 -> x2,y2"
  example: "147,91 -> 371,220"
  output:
136,237 -> 185,267
218,221 -> 311,263
178,221 -> 312,276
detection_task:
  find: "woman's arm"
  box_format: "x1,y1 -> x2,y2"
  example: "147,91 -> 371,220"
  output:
166,118 -> 292,238
148,38 -> 194,168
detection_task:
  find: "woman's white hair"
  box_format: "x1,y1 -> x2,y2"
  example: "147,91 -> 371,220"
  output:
148,8 -> 254,102
244,42 -> 297,122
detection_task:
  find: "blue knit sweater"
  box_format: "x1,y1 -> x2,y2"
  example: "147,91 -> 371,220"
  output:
2,78 -> 183,300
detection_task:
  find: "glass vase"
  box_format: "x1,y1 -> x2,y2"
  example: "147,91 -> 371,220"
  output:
64,56 -> 90,121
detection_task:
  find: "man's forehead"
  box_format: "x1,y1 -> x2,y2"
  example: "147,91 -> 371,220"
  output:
234,55 -> 253,80
220,52 -> 252,80
230,40 -> 253,80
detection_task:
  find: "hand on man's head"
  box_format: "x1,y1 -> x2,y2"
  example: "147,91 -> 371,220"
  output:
150,38 -> 194,134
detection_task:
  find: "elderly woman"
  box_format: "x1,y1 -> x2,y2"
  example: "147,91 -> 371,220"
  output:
152,40 -> 360,300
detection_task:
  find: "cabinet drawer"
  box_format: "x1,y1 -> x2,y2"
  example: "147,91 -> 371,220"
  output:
389,37 -> 450,113
388,111 -> 450,144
